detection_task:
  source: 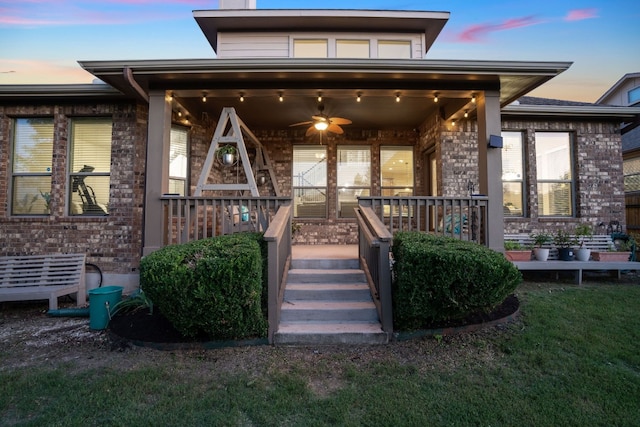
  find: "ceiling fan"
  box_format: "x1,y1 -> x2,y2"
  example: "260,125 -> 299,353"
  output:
289,104 -> 352,137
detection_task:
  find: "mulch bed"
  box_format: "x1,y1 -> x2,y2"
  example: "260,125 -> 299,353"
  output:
109,295 -> 519,345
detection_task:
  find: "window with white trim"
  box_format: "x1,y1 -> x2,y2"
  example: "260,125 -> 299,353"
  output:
381,146 -> 414,217
68,118 -> 112,216
501,131 -> 525,217
169,126 -> 188,196
378,40 -> 411,58
337,146 -> 371,218
11,118 -> 54,215
293,39 -> 328,58
293,146 -> 327,218
535,132 -> 574,216
336,40 -> 370,58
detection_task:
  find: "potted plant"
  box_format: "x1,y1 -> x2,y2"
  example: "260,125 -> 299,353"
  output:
530,231 -> 552,261
216,144 -> 237,166
574,223 -> 593,261
592,238 -> 633,262
554,229 -> 577,261
504,240 -> 532,261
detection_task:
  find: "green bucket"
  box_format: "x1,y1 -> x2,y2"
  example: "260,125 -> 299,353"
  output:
88,286 -> 123,330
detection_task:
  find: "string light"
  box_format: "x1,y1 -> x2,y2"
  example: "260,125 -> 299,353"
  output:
278,92 -> 284,102
396,93 -> 401,103
434,93 -> 439,103
202,93 -> 207,103
317,92 -> 323,103
356,93 -> 362,102
239,93 -> 244,102
471,94 -> 476,104
464,110 -> 469,118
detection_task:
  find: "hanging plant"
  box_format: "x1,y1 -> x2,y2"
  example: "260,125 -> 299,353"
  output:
216,145 -> 237,166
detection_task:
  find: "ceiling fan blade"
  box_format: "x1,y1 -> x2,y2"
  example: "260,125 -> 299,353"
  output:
327,123 -> 344,134
305,125 -> 316,137
329,117 -> 352,125
312,116 -> 327,122
289,121 -> 313,127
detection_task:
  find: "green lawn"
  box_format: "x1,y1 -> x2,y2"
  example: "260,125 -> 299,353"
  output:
2,281 -> 639,426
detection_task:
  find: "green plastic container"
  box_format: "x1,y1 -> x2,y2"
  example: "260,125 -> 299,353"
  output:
88,286 -> 123,330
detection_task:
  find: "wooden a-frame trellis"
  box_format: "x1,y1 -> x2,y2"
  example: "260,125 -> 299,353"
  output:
195,107 -> 280,197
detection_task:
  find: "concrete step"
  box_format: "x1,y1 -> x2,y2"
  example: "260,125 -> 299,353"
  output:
274,321 -> 389,345
290,258 -> 360,270
287,269 -> 366,284
280,300 -> 378,322
284,283 -> 371,301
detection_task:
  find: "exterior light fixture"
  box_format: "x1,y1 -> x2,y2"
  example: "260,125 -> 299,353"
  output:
239,93 -> 245,102
279,93 -> 284,102
168,93 -> 174,101
202,93 -> 207,102
396,93 -> 401,103
177,110 -> 182,117
434,93 -> 439,103
471,94 -> 476,104
464,110 -> 469,118
314,121 -> 329,131
317,92 -> 323,103
451,119 -> 456,126
356,93 -> 362,102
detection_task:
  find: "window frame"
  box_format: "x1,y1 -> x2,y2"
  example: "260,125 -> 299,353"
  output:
169,125 -> 189,196
67,117 -> 113,217
291,34 -> 415,58
501,131 -> 526,217
535,131 -> 575,217
292,145 -> 328,219
337,145 -> 371,218
10,117 -> 54,216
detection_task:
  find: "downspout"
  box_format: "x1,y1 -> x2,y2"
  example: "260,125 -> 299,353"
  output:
124,66 -> 149,103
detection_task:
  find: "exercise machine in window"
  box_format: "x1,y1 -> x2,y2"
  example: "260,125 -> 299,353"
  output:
71,165 -> 107,215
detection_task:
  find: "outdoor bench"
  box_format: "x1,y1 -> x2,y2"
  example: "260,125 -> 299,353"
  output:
0,254 -> 87,310
505,233 -> 640,284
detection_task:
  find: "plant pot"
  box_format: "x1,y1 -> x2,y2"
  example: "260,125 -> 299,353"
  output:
574,248 -> 591,262
592,251 -> 630,262
505,250 -> 532,261
558,247 -> 574,261
221,153 -> 236,166
533,248 -> 550,261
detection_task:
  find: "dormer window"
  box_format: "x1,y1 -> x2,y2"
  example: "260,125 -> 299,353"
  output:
293,39 -> 328,58
337,40 -> 370,58
292,35 -> 416,59
378,40 -> 411,59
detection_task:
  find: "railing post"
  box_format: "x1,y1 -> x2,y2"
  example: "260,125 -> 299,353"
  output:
377,237 -> 393,334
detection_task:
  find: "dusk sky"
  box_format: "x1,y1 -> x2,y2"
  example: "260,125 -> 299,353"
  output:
1,0 -> 638,103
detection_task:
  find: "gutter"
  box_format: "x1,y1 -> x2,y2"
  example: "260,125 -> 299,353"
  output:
124,66 -> 149,103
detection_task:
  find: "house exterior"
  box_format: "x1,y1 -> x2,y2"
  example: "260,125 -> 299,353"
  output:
1,4 -> 639,292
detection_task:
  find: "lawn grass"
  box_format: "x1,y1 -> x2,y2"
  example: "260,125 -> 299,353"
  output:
1,282 -> 639,426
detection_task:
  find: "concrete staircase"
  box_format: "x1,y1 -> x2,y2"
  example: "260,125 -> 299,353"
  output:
274,254 -> 388,345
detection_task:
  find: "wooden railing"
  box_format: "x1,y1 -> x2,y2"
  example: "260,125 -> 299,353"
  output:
161,196 -> 292,245
263,203 -> 292,344
358,196 -> 489,245
355,206 -> 393,336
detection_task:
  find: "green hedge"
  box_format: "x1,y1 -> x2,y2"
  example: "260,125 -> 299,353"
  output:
392,232 -> 522,330
140,233 -> 268,340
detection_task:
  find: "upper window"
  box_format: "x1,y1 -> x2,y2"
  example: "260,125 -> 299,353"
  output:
69,118 -> 112,216
623,157 -> 640,193
628,86 -> 640,105
11,118 -> 54,215
293,146 -> 327,218
502,131 -> 525,217
337,146 -> 371,218
378,40 -> 411,59
336,40 -> 370,58
535,132 -> 574,217
293,39 -> 328,58
169,126 -> 188,196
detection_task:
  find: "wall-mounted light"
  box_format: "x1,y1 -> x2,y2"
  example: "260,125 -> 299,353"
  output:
239,93 -> 245,102
278,92 -> 284,102
471,94 -> 476,104
314,121 -> 329,131
356,92 -> 362,102
317,92 -> 323,103
434,93 -> 439,103
396,93 -> 401,103
202,93 -> 207,103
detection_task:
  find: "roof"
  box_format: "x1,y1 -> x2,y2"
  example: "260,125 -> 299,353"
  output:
503,95 -> 640,121
193,9 -> 450,55
596,72 -> 640,105
0,84 -> 128,102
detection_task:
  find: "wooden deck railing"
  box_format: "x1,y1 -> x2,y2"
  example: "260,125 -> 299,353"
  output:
263,203 -> 292,344
161,195 -> 292,245
358,196 -> 489,245
355,206 -> 393,337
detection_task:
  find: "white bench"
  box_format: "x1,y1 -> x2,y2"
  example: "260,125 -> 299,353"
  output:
0,254 -> 87,310
505,234 -> 639,284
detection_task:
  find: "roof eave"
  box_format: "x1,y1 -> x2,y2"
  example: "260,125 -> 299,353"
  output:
503,104 -> 640,120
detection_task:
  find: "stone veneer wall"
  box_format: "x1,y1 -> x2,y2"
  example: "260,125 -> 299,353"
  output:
0,102 -> 147,288
501,118 -> 626,234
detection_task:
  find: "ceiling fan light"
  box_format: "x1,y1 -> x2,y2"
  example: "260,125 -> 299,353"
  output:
314,121 -> 329,131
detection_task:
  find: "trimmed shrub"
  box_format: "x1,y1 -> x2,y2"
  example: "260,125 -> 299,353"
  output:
392,232 -> 522,330
140,233 -> 267,340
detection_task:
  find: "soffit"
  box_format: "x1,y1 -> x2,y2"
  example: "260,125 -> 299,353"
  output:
193,9 -> 450,54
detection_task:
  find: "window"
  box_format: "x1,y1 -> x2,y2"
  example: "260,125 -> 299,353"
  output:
69,118 -> 112,216
378,40 -> 411,59
336,40 -> 370,58
11,118 -> 54,215
624,157 -> 640,192
381,146 -> 413,196
337,146 -> 371,218
169,126 -> 188,195
293,39 -> 328,58
293,146 -> 327,218
502,131 -> 525,216
629,86 -> 640,105
535,132 -> 573,216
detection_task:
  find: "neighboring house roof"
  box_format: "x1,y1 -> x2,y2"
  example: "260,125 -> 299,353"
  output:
623,126 -> 640,153
0,83 -> 129,102
596,72 -> 640,105
503,95 -> 640,121
193,9 -> 450,55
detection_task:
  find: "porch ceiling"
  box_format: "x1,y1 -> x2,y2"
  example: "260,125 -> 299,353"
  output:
79,58 -> 572,130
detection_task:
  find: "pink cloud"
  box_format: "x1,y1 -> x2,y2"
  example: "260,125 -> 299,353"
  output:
456,16 -> 542,42
564,8 -> 598,21
0,59 -> 94,84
